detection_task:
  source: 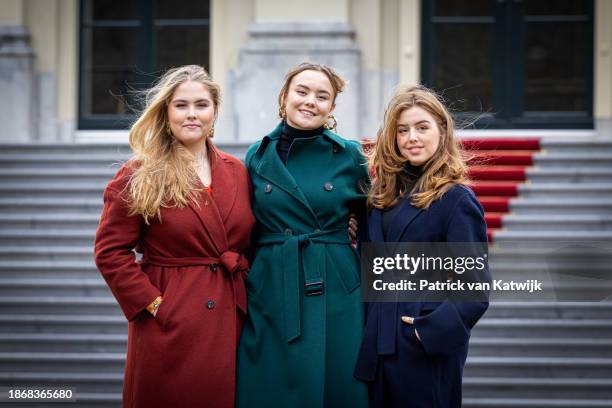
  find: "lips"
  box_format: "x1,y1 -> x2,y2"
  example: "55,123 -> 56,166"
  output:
299,109 -> 315,118
184,124 -> 200,129
407,146 -> 424,154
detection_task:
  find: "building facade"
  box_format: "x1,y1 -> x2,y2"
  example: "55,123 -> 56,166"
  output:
1,0 -> 611,143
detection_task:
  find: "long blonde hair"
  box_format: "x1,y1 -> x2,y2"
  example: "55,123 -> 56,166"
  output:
127,65 -> 221,224
368,85 -> 468,210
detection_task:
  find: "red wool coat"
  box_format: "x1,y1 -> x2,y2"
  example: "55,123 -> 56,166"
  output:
94,149 -> 255,408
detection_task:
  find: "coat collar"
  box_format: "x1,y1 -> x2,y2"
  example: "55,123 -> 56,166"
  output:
369,197 -> 423,242
249,122 -> 343,224
254,121 -> 346,155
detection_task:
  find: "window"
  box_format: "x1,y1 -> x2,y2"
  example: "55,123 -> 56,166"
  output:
79,0 -> 210,129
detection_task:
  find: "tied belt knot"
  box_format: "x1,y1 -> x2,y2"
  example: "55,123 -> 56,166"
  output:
255,228 -> 350,343
143,251 -> 249,314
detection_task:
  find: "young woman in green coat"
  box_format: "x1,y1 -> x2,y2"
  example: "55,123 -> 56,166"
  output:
237,63 -> 369,407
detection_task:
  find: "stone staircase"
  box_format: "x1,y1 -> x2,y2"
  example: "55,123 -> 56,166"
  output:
0,139 -> 610,407
463,138 -> 612,408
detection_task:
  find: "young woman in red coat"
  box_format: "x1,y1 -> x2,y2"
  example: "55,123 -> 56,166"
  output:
94,65 -> 255,408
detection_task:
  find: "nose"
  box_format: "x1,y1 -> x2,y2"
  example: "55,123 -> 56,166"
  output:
187,104 -> 196,119
408,128 -> 419,143
304,94 -> 315,107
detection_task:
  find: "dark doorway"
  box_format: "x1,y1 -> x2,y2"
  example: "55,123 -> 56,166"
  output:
421,0 -> 594,129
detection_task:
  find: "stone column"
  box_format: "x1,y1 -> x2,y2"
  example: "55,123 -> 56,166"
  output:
0,26 -> 36,142
229,0 -> 362,141
0,0 -> 36,142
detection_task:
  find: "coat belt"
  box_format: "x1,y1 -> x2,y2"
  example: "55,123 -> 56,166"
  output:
255,228 -> 350,343
142,252 -> 250,314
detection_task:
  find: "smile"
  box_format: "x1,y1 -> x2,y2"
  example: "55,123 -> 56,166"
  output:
184,124 -> 201,129
299,110 -> 315,118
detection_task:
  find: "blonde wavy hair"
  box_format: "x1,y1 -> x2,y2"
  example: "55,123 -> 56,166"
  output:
127,65 -> 221,224
368,85 -> 468,210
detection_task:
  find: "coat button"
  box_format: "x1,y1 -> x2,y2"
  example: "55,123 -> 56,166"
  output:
206,300 -> 215,310
324,182 -> 334,191
333,145 -> 340,153
264,184 -> 272,193
210,264 -> 218,272
284,228 -> 293,236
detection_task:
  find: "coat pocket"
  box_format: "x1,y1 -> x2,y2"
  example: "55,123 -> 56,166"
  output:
155,270 -> 182,331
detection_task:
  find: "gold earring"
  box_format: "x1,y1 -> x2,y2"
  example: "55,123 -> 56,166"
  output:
323,115 -> 338,131
208,125 -> 215,138
166,123 -> 173,136
278,106 -> 286,119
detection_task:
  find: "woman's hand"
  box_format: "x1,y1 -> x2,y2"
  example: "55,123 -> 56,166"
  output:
348,213 -> 358,242
401,316 -> 422,342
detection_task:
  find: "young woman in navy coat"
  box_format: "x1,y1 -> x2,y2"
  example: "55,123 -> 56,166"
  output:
354,85 -> 490,407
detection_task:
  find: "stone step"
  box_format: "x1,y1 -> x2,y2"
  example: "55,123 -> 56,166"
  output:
462,397 -> 612,408
0,246 -> 93,261
0,315 -> 126,334
0,260 -> 99,278
0,333 -> 126,353
0,352 -> 124,373
0,167 -> 117,183
527,167 -> 612,183
468,337 -> 612,358
485,301 -> 612,319
0,279 -> 110,297
501,214 -> 612,231
0,371 -> 123,397
534,152 -> 612,167
0,229 -> 96,246
518,183 -> 612,198
0,198 -> 102,214
493,230 -> 612,242
0,182 -> 104,198
464,356 -> 612,379
463,377 -> 612,401
0,297 -> 120,316
472,318 -> 612,338
0,154 -> 129,169
0,214 -> 100,230
540,139 -> 612,153
509,198 -> 612,215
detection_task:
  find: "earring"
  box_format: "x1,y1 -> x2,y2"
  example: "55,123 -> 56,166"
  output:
208,125 -> 215,138
278,106 -> 286,119
323,115 -> 338,132
165,123 -> 173,136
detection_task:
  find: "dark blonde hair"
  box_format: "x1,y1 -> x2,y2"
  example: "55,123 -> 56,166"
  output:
367,85 -> 468,210
128,65 -> 221,224
277,62 -> 347,119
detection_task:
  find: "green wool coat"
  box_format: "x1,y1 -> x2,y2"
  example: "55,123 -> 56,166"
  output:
236,122 -> 369,408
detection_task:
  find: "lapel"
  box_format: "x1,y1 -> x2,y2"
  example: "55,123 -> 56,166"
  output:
251,122 -> 320,218
387,197 -> 423,242
187,150 -> 234,254
368,209 -> 385,243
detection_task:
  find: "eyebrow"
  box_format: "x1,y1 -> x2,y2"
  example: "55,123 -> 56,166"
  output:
295,84 -> 331,95
171,98 -> 211,104
398,120 -> 431,127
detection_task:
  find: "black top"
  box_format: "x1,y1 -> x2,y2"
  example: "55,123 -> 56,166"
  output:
382,164 -> 423,240
276,121 -> 325,164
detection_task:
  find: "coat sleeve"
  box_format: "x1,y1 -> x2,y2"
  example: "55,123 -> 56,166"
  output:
413,189 -> 490,356
94,181 -> 161,322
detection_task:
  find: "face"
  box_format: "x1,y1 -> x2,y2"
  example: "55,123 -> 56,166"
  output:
283,70 -> 335,130
167,81 -> 216,151
395,106 -> 442,166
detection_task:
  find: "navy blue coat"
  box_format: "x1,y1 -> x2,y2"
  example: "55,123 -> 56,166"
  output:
354,184 -> 490,408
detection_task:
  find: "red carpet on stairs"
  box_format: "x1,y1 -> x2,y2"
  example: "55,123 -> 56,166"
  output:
361,138 -> 541,242
462,138 -> 541,241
